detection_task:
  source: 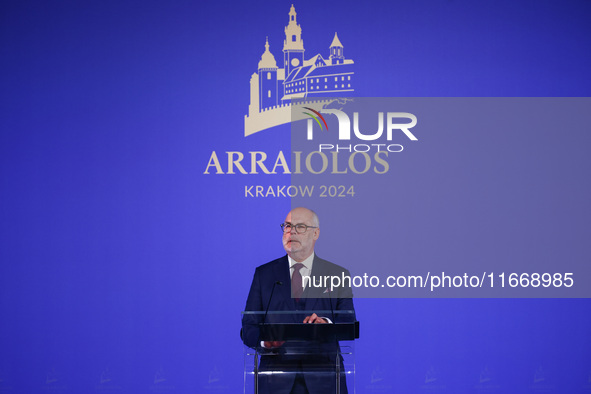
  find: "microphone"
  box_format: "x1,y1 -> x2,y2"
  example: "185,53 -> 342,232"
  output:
258,281 -> 283,349
263,281 -> 283,323
329,288 -> 335,323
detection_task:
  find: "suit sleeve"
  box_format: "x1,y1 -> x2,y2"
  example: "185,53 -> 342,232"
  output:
241,267 -> 263,348
335,268 -> 355,323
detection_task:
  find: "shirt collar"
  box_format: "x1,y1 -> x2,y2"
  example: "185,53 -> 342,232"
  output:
288,252 -> 315,273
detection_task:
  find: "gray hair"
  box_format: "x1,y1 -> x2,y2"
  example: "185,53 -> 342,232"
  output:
310,209 -> 319,228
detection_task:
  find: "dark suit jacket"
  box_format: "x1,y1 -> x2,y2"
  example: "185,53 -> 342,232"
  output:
242,255 -> 355,394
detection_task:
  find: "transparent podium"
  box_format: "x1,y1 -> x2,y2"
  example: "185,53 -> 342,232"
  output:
241,311 -> 359,394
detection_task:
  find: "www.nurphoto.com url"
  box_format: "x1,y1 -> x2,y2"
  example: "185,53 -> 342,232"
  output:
303,272 -> 574,292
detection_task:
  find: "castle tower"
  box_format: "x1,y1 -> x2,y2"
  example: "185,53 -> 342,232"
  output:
283,4 -> 305,78
258,38 -> 278,111
329,32 -> 344,65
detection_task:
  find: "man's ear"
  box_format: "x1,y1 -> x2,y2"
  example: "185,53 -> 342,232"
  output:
313,228 -> 320,240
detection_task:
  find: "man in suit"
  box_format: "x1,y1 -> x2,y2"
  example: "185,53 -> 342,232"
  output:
242,207 -> 355,394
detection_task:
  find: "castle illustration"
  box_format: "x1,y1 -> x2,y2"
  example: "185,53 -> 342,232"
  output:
245,5 -> 355,136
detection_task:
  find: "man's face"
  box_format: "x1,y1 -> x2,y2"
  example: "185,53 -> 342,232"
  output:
282,208 -> 319,262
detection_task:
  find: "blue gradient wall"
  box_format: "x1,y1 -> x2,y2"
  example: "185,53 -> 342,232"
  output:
1,0 -> 590,392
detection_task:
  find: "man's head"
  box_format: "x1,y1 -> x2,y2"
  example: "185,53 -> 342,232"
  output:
282,207 -> 320,262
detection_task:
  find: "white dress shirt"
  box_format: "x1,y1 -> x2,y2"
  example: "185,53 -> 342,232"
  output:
288,252 -> 315,288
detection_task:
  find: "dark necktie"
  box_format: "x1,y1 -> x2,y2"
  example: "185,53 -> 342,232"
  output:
291,263 -> 304,301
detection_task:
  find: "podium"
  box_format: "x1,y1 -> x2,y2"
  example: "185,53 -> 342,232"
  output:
241,311 -> 358,394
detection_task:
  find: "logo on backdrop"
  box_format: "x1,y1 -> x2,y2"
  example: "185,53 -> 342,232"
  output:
244,5 -> 355,136
204,5 -> 420,195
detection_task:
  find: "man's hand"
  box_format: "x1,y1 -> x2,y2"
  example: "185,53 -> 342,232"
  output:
303,313 -> 327,324
263,341 -> 285,348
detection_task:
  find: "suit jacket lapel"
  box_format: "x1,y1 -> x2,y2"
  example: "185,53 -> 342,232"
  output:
273,255 -> 296,311
303,255 -> 327,310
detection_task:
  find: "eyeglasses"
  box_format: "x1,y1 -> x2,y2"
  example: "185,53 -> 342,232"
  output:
280,222 -> 318,234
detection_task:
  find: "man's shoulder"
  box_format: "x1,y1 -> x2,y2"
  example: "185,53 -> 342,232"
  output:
253,254 -> 350,274
313,256 -> 350,274
254,255 -> 288,272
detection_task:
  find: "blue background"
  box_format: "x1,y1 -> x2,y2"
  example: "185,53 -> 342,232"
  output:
1,0 -> 590,392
